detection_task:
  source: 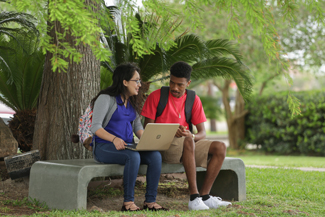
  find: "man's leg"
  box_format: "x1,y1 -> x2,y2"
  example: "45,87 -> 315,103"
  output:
182,137 -> 198,194
196,140 -> 231,209
199,141 -> 226,195
183,137 -> 209,210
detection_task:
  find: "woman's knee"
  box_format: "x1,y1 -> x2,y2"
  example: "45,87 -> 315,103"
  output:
127,151 -> 141,164
145,151 -> 162,164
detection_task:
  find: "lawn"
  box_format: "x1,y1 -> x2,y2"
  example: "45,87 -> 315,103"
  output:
2,154 -> 323,217
2,150 -> 325,216
11,167 -> 322,216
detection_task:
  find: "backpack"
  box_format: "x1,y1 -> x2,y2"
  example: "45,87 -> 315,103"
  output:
72,96 -> 115,151
156,86 -> 196,133
71,103 -> 93,151
78,104 -> 93,144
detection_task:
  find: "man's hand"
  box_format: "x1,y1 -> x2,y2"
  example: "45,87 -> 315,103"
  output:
175,125 -> 193,138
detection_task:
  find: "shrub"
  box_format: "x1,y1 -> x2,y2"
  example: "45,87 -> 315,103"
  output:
245,90 -> 325,155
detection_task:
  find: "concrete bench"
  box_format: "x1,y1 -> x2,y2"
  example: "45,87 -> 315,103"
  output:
28,157 -> 246,210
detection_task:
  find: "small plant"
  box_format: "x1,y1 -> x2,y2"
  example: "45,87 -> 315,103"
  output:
88,186 -> 123,199
28,197 -> 49,210
0,206 -> 12,213
2,197 -> 48,211
3,199 -> 11,205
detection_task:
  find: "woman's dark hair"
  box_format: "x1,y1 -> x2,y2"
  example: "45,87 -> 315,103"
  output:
170,61 -> 192,81
91,62 -> 144,114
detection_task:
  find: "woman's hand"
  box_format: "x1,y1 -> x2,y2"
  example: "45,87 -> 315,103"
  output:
112,137 -> 127,150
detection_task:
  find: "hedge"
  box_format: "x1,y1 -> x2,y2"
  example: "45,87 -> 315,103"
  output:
245,90 -> 325,155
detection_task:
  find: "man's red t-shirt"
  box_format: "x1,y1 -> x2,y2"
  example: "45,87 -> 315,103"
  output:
141,89 -> 206,129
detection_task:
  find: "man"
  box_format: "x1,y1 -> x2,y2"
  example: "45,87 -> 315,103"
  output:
141,61 -> 232,210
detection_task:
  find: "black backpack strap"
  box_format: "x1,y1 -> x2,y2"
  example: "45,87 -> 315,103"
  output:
156,87 -> 196,133
185,89 -> 196,133
156,86 -> 169,118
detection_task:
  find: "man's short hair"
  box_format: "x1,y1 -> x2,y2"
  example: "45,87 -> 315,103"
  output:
170,61 -> 192,81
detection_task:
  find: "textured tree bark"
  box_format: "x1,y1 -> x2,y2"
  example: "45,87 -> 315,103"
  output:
219,80 -> 238,149
216,80 -> 247,149
207,81 -> 217,132
33,1 -> 100,160
235,89 -> 247,149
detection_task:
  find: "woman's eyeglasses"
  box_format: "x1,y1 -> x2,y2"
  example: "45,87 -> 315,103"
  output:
130,80 -> 141,85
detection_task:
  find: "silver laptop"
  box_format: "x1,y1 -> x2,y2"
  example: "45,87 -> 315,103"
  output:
126,123 -> 179,151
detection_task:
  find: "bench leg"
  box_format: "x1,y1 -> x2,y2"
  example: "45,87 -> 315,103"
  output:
197,169 -> 246,202
28,162 -> 90,210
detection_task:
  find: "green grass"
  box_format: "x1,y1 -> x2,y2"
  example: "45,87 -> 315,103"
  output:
8,154 -> 325,216
24,167 -> 325,216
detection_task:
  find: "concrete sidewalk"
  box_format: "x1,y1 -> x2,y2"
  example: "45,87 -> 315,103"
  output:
206,134 -> 229,147
247,165 -> 325,172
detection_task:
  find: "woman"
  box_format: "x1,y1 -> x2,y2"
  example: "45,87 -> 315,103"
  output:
90,63 -> 167,211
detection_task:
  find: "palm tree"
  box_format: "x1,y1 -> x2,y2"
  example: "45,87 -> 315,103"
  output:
99,6 -> 252,99
0,35 -> 45,152
99,6 -> 182,87
0,11 -> 38,81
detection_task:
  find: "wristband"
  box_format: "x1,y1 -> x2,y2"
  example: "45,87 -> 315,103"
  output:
112,136 -> 117,143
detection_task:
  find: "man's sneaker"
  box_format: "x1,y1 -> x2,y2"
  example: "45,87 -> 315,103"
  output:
188,197 -> 209,210
203,196 -> 232,209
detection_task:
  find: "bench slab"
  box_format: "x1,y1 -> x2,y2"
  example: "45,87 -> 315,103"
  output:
29,157 -> 245,210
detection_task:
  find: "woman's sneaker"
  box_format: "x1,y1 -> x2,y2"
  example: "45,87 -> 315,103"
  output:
203,196 -> 232,209
188,197 -> 209,210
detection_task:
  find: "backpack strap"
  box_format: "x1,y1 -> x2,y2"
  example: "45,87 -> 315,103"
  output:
156,86 -> 196,133
156,86 -> 169,118
185,89 -> 196,133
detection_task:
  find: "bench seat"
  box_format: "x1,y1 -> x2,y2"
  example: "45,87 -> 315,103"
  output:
28,157 -> 246,210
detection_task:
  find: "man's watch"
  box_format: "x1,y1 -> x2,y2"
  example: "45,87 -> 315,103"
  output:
192,133 -> 195,140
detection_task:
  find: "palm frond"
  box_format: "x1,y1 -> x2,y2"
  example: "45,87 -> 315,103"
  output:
0,11 -> 38,35
0,55 -> 12,82
138,45 -> 168,81
167,34 -> 207,63
205,39 -> 243,62
0,71 -> 19,111
0,35 -> 44,111
192,57 -> 253,101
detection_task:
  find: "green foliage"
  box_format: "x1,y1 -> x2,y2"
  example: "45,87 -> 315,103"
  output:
9,0 -> 325,116
100,7 -> 252,99
3,197 -> 48,211
100,66 -> 113,90
10,0 -> 111,73
199,95 -> 222,120
0,35 -> 44,111
0,11 -> 38,77
245,90 -> 325,155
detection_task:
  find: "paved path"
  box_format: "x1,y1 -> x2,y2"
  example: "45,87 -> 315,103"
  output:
205,135 -> 229,147
246,165 -> 325,172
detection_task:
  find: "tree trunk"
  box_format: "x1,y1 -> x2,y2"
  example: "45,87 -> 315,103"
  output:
207,81 -> 217,132
216,80 -> 247,149
210,119 -> 217,132
227,118 -> 237,149
219,80 -> 238,149
235,89 -> 246,148
33,1 -> 100,160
